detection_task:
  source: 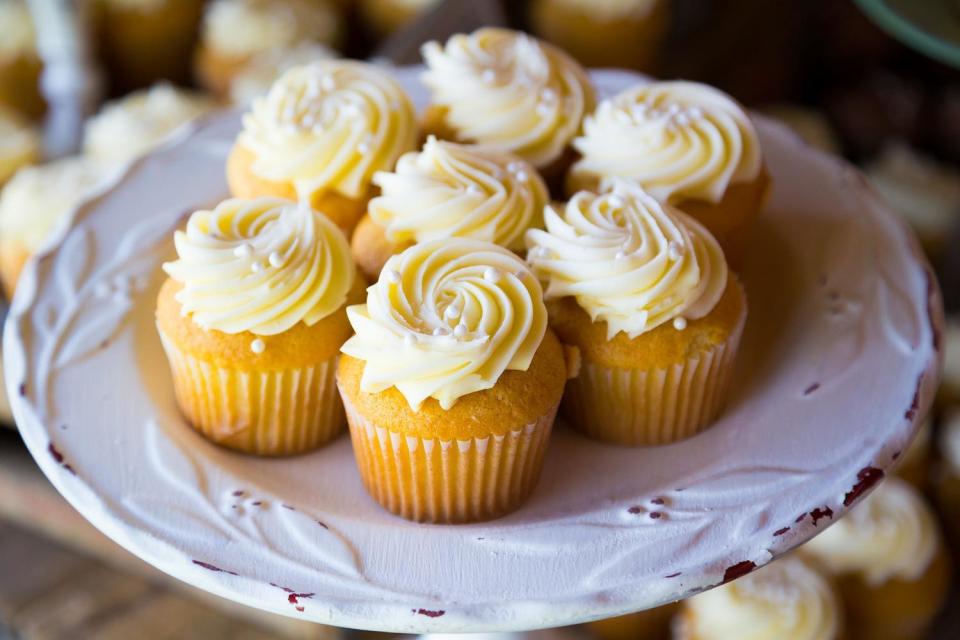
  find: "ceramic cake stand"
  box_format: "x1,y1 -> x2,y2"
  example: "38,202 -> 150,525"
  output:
4,68 -> 943,633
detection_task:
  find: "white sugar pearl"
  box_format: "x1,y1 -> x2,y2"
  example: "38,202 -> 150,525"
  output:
514,170 -> 528,182
673,317 -> 688,330
507,161 -> 523,173
608,194 -> 625,208
615,250 -> 627,260
466,184 -> 482,195
453,323 -> 468,338
667,242 -> 682,261
384,269 -> 401,284
403,333 -> 416,346
540,88 -> 557,103
483,267 -> 502,283
432,327 -> 448,336
234,244 -> 252,258
357,141 -> 371,155
251,262 -> 263,273
268,252 -> 283,268
251,339 -> 266,354
482,69 -> 497,84
688,107 -> 703,119
320,74 -> 336,91
444,304 -> 460,319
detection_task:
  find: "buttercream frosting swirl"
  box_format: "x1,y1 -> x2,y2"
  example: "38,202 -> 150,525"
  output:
163,197 -> 354,336
203,0 -> 340,58
0,0 -> 35,61
681,557 -> 842,640
83,83 -> 215,166
525,178 -> 727,339
421,27 -> 594,169
0,107 -> 39,184
239,60 -> 417,201
369,136 -> 547,249
0,157 -> 105,254
341,239 -> 547,411
571,81 -> 762,204
801,478 -> 940,586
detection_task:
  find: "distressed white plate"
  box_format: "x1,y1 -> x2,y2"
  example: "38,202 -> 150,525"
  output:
4,69 -> 943,634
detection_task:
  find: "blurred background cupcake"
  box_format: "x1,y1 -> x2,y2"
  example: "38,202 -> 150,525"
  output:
194,0 -> 344,98
95,0 -> 205,91
529,0 -> 668,72
358,0 -> 443,37
0,0 -> 44,119
82,82 -> 215,167
0,106 -> 40,187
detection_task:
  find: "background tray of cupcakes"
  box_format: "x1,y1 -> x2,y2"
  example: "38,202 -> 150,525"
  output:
1,28 -> 942,637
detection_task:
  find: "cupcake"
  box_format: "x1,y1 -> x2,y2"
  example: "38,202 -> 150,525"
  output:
935,407 -> 960,544
939,318 -> 960,408
157,197 -> 363,456
228,42 -> 337,105
676,556 -> 845,640
586,603 -> 678,640
351,136 -> 548,281
195,0 -> 343,98
0,157 -> 105,298
82,83 -> 216,167
358,0 -> 442,36
801,478 -> 951,640
227,60 -> 417,235
892,417 -> 931,491
95,0 -> 204,90
0,0 -> 43,119
338,238 -> 566,523
0,106 -> 40,186
420,28 -> 595,180
526,179 -> 745,446
568,81 -> 770,261
529,0 -> 669,72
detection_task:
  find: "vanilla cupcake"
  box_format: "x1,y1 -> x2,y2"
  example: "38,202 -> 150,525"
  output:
939,318 -> 960,408
195,0 -> 343,98
676,556 -> 844,640
157,197 -> 363,456
0,157 -> 105,298
587,603 -> 678,640
0,0 -> 43,119
228,60 -> 417,234
892,417 -> 931,491
0,106 -> 39,186
95,0 -> 204,89
936,407 -> 960,544
801,478 -> 951,640
83,83 -> 216,167
530,0 -> 668,72
338,239 -> 566,523
351,136 -> 549,281
526,179 -> 745,446
228,42 -> 337,105
359,0 -> 442,36
421,28 -> 595,179
568,81 -> 769,261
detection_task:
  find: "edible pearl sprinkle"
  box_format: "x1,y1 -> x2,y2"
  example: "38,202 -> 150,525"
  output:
483,267 -> 502,283
514,170 -> 528,182
268,252 -> 283,268
673,317 -> 688,330
615,251 -> 627,260
384,269 -> 401,284
251,339 -> 265,353
233,244 -> 252,258
667,242 -> 682,261
453,324 -> 468,338
608,194 -> 625,208
403,334 -> 416,346
357,141 -> 371,155
251,262 -> 263,273
466,184 -> 482,195
320,74 -> 336,91
444,304 -> 461,319
481,69 -> 497,83
433,327 -> 448,336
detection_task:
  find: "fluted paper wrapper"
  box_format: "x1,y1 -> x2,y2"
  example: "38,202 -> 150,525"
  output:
563,317 -> 745,446
341,394 -> 558,524
159,331 -> 344,456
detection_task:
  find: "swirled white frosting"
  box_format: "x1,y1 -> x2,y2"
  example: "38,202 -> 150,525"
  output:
369,136 -> 547,250
525,178 -> 727,339
802,478 -> 940,586
229,42 -> 338,105
682,557 -> 842,640
0,0 -> 35,61
163,197 -> 355,336
421,27 -> 594,169
238,60 -> 417,201
83,83 -> 215,166
571,81 -> 762,204
550,0 -> 658,20
0,107 -> 39,184
202,0 -> 340,58
0,157 -> 105,253
341,239 -> 547,411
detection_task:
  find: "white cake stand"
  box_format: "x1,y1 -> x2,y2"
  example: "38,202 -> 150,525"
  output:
4,69 -> 943,634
